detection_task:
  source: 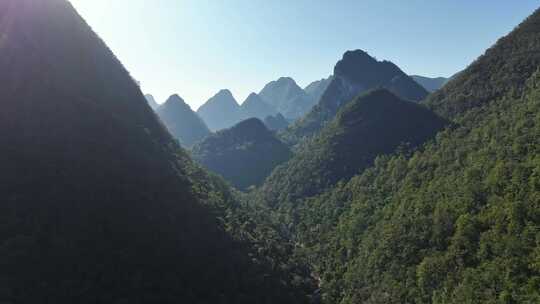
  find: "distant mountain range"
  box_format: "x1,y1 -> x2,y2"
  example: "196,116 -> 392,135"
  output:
155,94 -> 210,146
195,76 -> 329,132
197,89 -> 242,131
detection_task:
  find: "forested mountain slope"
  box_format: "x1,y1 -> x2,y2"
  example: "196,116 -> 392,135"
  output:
192,118 -> 292,190
288,8 -> 540,303
258,89 -> 447,211
0,0 -> 312,302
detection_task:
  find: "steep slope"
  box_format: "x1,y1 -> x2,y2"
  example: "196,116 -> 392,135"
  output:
192,118 -> 292,190
411,75 -> 448,92
259,77 -> 314,119
156,94 -> 210,146
0,1 -> 310,302
258,89 -> 447,208
426,9 -> 540,121
304,76 -> 333,105
291,8 -> 540,303
240,92 -> 277,120
264,113 -> 290,131
284,50 -> 429,143
144,93 -> 159,110
197,89 -> 241,131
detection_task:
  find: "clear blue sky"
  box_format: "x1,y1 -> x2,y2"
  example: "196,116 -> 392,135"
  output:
69,0 -> 539,109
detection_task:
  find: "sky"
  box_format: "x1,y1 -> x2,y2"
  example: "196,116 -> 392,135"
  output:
69,0 -> 539,110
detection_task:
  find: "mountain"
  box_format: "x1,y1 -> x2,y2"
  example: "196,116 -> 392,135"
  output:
144,93 -> 159,110
258,77 -> 315,119
284,50 -> 429,143
155,94 -> 210,146
192,118 -> 292,190
0,1 -> 311,302
411,75 -> 448,92
197,89 -> 241,131
240,92 -> 277,120
273,8 -> 540,303
304,76 -> 333,104
258,88 -> 447,207
264,113 -> 289,131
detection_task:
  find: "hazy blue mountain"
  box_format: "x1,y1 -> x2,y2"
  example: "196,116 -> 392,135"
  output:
304,76 -> 333,105
258,77 -> 313,119
264,113 -> 290,131
240,92 -> 277,120
156,94 -> 211,146
144,94 -> 159,110
192,118 -> 291,190
197,89 -> 241,131
284,50 -> 429,143
411,75 -> 449,92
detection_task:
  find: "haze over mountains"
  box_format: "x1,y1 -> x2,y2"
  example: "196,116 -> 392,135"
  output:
155,94 -> 210,146
3,1 -> 540,303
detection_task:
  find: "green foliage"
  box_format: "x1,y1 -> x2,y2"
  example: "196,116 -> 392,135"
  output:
296,68 -> 540,304
258,89 -> 447,214
191,118 -> 292,190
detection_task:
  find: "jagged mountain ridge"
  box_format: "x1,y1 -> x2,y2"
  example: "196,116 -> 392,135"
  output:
411,75 -> 448,92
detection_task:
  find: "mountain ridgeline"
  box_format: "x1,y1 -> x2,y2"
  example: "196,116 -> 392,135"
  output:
191,118 -> 292,190
0,1 -> 312,302
283,50 -> 429,144
156,94 -> 210,146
